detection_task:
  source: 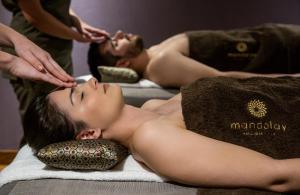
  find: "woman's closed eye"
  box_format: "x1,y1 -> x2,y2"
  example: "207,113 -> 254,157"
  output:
80,92 -> 84,102
76,91 -> 84,103
70,88 -> 84,105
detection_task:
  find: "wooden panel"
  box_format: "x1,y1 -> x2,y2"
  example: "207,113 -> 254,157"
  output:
0,150 -> 17,171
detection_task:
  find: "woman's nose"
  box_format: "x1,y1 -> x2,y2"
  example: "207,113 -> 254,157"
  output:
87,77 -> 98,90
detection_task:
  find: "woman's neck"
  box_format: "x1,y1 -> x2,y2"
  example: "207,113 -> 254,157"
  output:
103,104 -> 158,148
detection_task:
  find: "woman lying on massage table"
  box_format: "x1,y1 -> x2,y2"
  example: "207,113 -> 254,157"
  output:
23,76 -> 300,193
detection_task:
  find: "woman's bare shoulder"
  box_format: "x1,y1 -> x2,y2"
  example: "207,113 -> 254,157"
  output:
130,119 -> 184,155
141,99 -> 167,111
130,120 -> 180,165
129,121 -> 162,162
132,121 -> 162,145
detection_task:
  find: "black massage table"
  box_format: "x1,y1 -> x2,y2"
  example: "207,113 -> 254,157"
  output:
0,179 -> 287,195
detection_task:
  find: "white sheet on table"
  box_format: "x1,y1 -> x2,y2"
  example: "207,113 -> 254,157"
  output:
0,145 -> 167,188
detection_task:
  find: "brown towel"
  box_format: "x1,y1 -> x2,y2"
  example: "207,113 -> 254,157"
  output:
181,76 -> 300,159
186,23 -> 300,74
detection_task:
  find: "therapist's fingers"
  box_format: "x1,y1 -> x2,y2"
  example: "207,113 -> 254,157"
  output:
19,50 -> 45,72
38,73 -> 64,87
90,36 -> 106,43
85,27 -> 110,37
23,50 -> 76,87
80,32 -> 106,43
83,30 -> 108,43
34,68 -> 75,88
10,57 -> 73,87
42,53 -> 75,82
40,73 -> 75,88
82,29 -> 94,40
48,57 -> 75,81
34,52 -> 76,84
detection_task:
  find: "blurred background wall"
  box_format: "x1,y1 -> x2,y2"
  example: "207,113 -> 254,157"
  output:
1,0 -> 300,149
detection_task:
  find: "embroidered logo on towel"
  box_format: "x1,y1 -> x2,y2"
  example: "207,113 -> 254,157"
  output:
247,99 -> 267,118
236,42 -> 248,53
227,41 -> 257,59
229,99 -> 287,135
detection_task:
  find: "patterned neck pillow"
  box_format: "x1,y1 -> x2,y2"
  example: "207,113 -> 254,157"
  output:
97,66 -> 140,83
37,139 -> 129,171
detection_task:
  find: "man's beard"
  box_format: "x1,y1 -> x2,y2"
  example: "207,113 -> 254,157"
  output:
124,36 -> 144,58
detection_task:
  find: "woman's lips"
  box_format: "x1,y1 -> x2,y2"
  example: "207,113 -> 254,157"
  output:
103,83 -> 110,93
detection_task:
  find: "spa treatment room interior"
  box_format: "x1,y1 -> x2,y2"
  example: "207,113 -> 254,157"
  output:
1,0 -> 300,194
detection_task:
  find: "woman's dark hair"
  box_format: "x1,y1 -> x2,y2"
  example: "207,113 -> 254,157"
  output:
87,42 -> 121,81
23,94 -> 87,151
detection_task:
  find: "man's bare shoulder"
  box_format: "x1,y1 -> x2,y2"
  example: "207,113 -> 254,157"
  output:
147,51 -> 179,74
146,51 -> 187,86
159,33 -> 188,49
148,33 -> 188,68
146,52 -> 170,84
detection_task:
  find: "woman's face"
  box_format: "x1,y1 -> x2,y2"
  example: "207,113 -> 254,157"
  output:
48,77 -> 124,130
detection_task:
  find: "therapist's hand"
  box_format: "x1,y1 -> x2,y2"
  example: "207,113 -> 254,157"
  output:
12,35 -> 76,87
2,52 -> 72,87
70,15 -> 109,43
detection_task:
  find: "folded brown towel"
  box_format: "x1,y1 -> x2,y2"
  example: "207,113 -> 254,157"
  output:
186,23 -> 300,74
181,76 -> 300,159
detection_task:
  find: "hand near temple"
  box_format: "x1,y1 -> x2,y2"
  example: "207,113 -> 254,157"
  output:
0,23 -> 76,87
70,9 -> 109,43
13,35 -> 76,87
0,51 -> 73,87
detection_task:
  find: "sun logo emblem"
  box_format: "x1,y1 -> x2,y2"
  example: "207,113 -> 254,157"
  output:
236,42 -> 248,53
247,99 -> 267,118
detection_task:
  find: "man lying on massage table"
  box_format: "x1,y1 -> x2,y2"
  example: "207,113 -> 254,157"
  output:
88,23 -> 300,87
23,76 -> 300,193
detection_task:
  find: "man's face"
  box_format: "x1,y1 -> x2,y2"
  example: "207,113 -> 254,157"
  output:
101,31 -> 144,58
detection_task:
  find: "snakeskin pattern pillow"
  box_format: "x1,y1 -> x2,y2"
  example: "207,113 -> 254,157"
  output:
37,139 -> 129,171
97,66 -> 140,83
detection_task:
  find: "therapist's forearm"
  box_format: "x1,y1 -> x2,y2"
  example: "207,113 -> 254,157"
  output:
0,50 -> 14,71
0,23 -> 35,49
69,9 -> 80,20
23,12 -> 80,40
18,0 -> 78,40
0,23 -> 17,47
